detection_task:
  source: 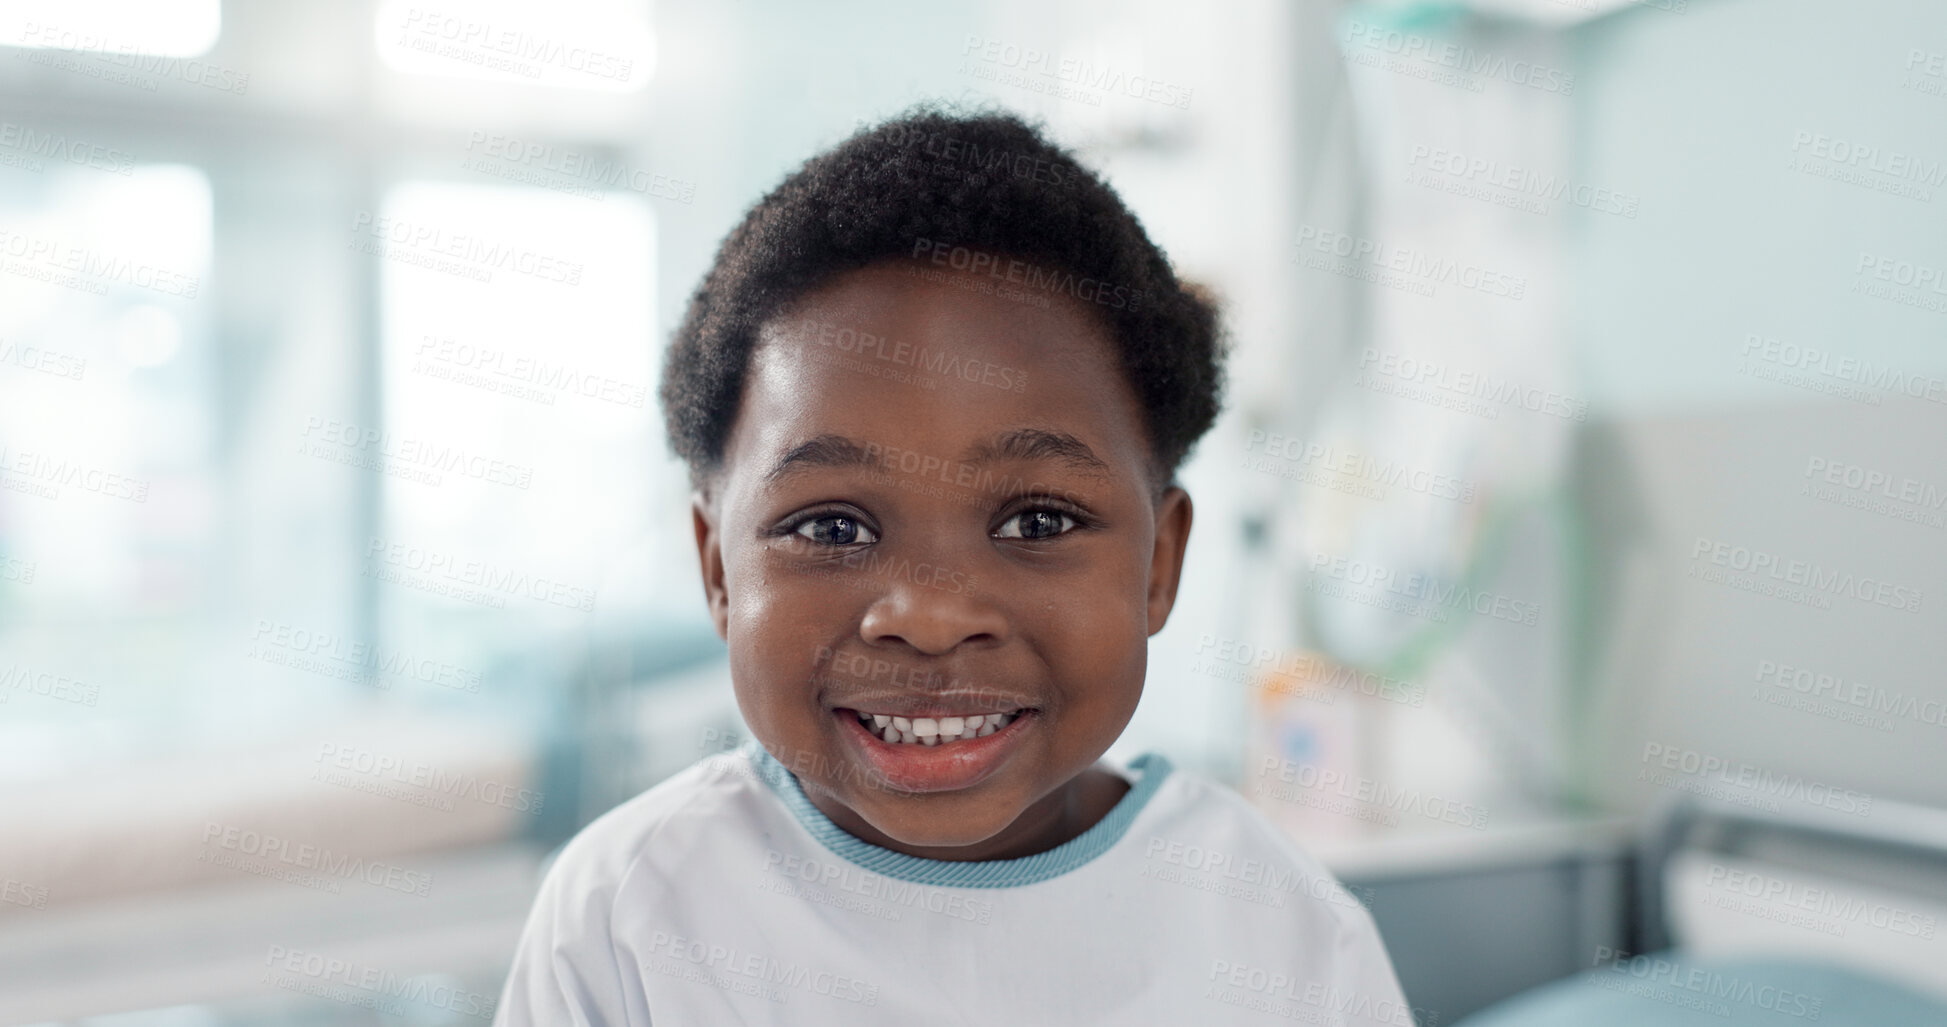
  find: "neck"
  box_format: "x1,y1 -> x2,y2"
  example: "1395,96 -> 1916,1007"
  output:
805,766 -> 1131,862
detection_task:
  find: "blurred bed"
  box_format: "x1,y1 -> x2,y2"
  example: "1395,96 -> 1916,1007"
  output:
1454,791 -> 1947,1026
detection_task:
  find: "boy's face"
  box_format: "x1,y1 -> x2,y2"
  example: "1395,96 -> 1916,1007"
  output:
692,260 -> 1192,860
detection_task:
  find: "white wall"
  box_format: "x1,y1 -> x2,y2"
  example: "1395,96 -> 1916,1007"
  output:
1566,0 -> 1947,811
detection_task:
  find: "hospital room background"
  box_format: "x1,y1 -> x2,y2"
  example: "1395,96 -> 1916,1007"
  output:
1,0 -> 1944,1022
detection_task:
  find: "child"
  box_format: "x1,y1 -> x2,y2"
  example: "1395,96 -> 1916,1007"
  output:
495,106 -> 1415,1026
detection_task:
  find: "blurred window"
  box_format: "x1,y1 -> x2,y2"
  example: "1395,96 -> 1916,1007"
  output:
3,0 -> 222,58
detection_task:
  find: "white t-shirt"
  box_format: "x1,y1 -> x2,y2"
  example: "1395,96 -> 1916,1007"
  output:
494,740 -> 1416,1026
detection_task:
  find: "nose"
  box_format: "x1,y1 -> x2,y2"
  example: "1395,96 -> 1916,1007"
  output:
858,578 -> 1008,656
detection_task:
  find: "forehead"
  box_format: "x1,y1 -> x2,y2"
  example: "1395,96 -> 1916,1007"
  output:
720,261 -> 1150,495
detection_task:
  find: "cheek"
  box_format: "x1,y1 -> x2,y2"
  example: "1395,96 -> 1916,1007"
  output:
727,547 -> 822,634
728,537 -> 856,611
723,554 -> 859,723
723,561 -> 804,710
1085,542 -> 1160,632
1043,601 -> 1148,706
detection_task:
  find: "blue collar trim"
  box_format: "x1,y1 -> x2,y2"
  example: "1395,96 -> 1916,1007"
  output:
744,740 -> 1172,889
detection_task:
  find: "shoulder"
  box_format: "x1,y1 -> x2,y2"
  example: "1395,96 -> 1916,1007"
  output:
1140,761 -> 1410,1007
1138,759 -> 1376,923
539,745 -> 765,901
499,751 -> 771,1023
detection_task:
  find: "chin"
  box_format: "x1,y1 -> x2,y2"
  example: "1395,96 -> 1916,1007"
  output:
862,803 -> 1017,854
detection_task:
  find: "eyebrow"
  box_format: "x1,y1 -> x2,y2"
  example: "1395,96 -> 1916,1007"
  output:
761,428 -> 1113,488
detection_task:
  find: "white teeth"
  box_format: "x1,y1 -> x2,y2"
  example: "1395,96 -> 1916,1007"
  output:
854,709 -> 1025,744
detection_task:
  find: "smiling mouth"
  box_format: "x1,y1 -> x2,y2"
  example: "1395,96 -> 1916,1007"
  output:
842,708 -> 1032,745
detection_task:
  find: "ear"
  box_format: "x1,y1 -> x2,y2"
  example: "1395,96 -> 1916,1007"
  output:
692,490 -> 730,641
1145,486 -> 1193,636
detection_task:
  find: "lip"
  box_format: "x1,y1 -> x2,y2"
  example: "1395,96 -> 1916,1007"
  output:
832,706 -> 1037,794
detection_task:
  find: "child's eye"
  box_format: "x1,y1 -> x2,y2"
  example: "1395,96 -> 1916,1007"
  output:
791,514 -> 878,547
993,508 -> 1077,541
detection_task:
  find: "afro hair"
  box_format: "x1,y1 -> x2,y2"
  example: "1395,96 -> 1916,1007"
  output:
659,102 -> 1229,502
